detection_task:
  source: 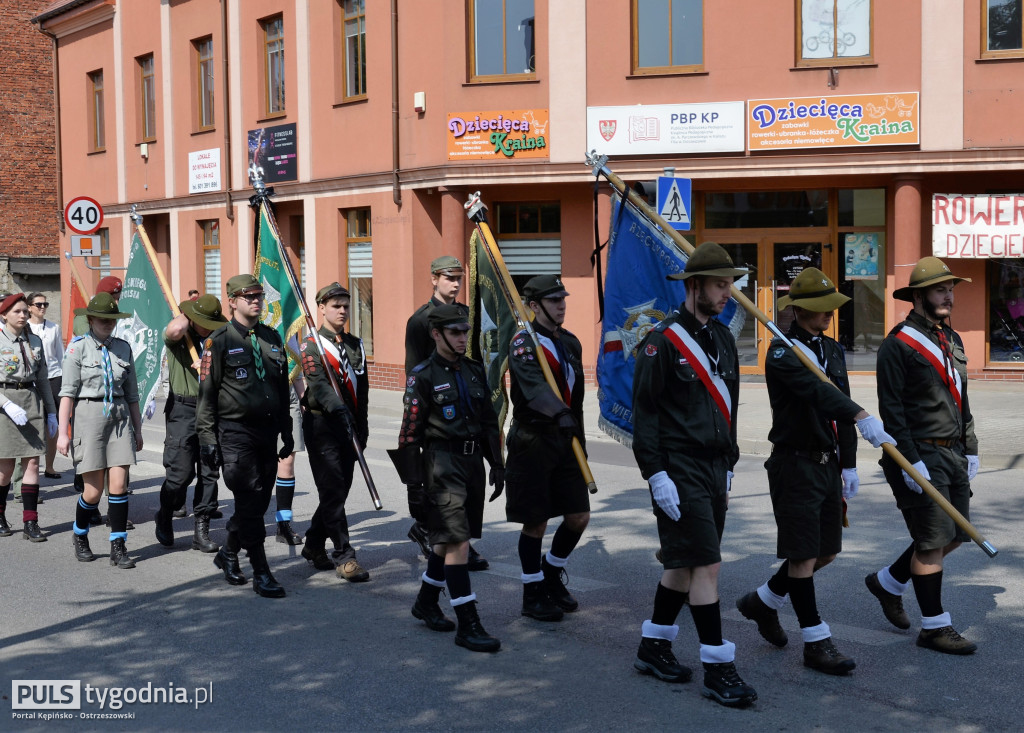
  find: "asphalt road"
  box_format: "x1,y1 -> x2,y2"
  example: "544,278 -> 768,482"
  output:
2,390 -> 1022,732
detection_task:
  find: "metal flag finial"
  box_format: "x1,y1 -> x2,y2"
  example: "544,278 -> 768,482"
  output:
129,203 -> 142,226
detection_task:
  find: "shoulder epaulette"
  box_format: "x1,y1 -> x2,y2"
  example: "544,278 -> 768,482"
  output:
411,360 -> 429,374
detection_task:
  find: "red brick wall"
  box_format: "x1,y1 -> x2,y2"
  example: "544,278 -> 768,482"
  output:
0,2 -> 58,257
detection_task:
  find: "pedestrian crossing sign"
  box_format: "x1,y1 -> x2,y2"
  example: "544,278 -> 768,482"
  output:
657,176 -> 692,231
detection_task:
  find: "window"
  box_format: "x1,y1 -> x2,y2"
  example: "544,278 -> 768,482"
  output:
97,228 -> 111,277
345,209 -> 373,355
88,70 -> 105,151
494,201 -> 561,292
797,0 -> 872,67
138,54 -> 156,141
989,259 -> 1024,363
262,16 -> 286,116
631,0 -> 704,75
200,220 -> 221,298
194,37 -> 215,130
341,0 -> 367,99
837,189 -> 885,370
468,0 -> 535,82
295,215 -> 306,289
983,0 -> 1023,57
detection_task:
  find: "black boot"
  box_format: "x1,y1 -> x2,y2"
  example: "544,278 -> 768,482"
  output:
634,638 -> 693,683
453,601 -> 500,653
522,581 -> 564,621
72,533 -> 95,561
542,557 -> 578,612
803,638 -> 856,675
22,520 -> 47,542
276,520 -> 303,545
191,516 -> 219,553
109,538 -> 137,569
154,510 -> 174,547
249,544 -> 286,598
467,543 -> 489,571
213,547 -> 247,585
0,514 -> 14,537
411,583 -> 456,632
301,545 -> 334,571
702,662 -> 757,707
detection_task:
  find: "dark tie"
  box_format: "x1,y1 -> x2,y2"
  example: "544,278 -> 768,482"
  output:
698,325 -> 719,375
454,366 -> 476,421
249,330 -> 265,380
336,335 -> 357,409
934,326 -> 953,387
810,336 -> 827,366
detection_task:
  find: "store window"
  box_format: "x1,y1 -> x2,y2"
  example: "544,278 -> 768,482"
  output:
796,0 -> 873,67
631,0 -> 704,75
340,0 -> 367,100
705,190 -> 829,229
495,201 -> 561,293
88,70 -> 105,152
138,54 -> 156,141
983,0 -> 1023,57
194,36 -> 215,130
468,0 -> 535,82
262,15 -> 286,116
346,209 -> 373,356
837,188 -> 886,370
988,259 -> 1024,363
200,220 -> 221,298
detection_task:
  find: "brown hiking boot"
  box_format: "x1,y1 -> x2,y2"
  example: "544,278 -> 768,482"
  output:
865,573 -> 911,629
736,591 -> 788,647
916,626 -> 977,655
803,637 -> 856,675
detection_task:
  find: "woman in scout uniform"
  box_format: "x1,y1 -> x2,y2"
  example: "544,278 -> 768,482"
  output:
0,293 -> 58,542
57,292 -> 143,568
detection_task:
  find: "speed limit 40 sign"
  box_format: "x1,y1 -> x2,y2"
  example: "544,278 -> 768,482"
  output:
64,196 -> 104,235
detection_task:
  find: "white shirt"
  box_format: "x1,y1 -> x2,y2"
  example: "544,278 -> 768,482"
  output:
28,319 -> 63,378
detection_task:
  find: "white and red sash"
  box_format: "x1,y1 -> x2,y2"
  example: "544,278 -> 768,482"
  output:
896,324 -> 962,411
663,322 -> 732,427
317,334 -> 360,409
536,332 -> 575,404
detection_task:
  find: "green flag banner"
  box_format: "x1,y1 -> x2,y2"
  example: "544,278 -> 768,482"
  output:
254,203 -> 305,380
468,229 -> 517,426
114,233 -> 174,408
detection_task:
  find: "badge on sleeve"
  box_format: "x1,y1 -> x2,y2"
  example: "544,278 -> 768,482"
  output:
645,343 -> 658,357
773,348 -> 785,359
235,367 -> 248,380
442,405 -> 456,420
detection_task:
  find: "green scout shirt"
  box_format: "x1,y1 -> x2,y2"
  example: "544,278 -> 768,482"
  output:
0,325 -> 57,415
195,319 -> 292,447
404,297 -> 469,374
876,310 -> 978,465
164,326 -> 205,398
59,333 -> 139,403
508,322 -> 584,429
300,325 -> 369,443
632,308 -> 740,479
765,325 -> 862,469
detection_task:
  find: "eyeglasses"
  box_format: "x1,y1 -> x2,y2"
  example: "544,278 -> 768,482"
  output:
236,293 -> 264,303
32,302 -> 49,308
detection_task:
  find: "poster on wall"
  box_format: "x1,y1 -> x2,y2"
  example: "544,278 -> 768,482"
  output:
248,123 -> 297,183
932,193 -> 1024,258
447,109 -> 548,161
586,102 -> 746,156
188,148 -> 221,194
844,233 -> 880,280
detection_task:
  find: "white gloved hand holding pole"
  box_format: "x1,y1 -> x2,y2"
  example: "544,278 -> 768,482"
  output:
901,460 -> 930,494
841,468 -> 859,499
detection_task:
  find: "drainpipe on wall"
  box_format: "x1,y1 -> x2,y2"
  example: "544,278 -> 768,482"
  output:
221,0 -> 234,222
39,26 -> 65,235
391,0 -> 401,208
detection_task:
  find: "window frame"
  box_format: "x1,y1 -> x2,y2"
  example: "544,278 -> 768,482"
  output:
345,208 -> 373,356
193,36 -> 216,131
138,53 -> 157,142
981,0 -> 1024,59
261,15 -> 286,118
97,228 -> 111,278
88,69 -> 105,152
630,0 -> 706,76
200,219 -> 221,299
340,0 -> 367,101
467,0 -> 537,83
795,0 -> 875,69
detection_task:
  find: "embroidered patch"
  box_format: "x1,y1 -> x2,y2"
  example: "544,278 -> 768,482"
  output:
434,383 -> 451,391
228,348 -> 244,354
407,376 -> 416,387
773,348 -> 785,359
271,346 -> 279,352
442,405 -> 456,420
678,357 -> 688,365
645,344 -> 658,357
526,355 -> 535,361
235,367 -> 248,380
300,343 -> 307,352
411,398 -> 418,405
514,347 -> 525,356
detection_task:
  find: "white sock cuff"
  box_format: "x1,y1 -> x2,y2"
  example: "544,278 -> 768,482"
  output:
878,566 -> 911,595
800,622 -> 831,643
921,611 -> 952,630
545,551 -> 568,568
699,640 -> 736,664
522,571 -> 545,584
421,572 -> 446,589
449,592 -> 477,607
757,583 -> 788,610
641,620 -> 679,641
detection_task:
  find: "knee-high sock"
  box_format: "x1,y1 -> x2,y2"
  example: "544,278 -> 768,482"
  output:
107,494 -> 129,541
689,601 -> 723,647
912,570 -> 944,618
549,523 -> 584,561
21,483 -> 39,522
651,583 -> 688,626
275,477 -> 295,521
889,543 -> 916,585
766,560 -> 791,597
75,497 -> 98,535
444,563 -> 472,602
426,551 -> 446,584
518,533 -> 542,576
788,576 -> 822,629
0,482 -> 9,516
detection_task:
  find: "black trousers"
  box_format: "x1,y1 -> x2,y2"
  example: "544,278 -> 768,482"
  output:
159,399 -> 219,517
302,411 -> 357,560
218,420 -> 278,551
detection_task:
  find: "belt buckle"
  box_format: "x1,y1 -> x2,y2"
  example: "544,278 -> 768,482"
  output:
463,440 -> 475,455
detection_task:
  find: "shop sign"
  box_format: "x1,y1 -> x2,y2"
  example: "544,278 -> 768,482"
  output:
446,109 -> 548,161
188,148 -> 221,194
586,102 -> 745,155
247,123 -> 297,183
933,193 -> 1024,258
748,92 -> 919,150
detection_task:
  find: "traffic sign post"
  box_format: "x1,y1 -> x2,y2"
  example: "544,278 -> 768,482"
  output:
64,196 -> 104,235
656,176 -> 691,231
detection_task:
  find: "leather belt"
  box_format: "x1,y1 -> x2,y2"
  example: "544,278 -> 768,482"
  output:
427,438 -> 481,455
172,394 -> 197,406
0,381 -> 35,389
919,437 -> 957,448
773,447 -> 834,465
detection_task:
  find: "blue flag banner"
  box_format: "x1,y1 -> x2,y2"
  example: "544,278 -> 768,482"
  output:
597,194 -> 744,447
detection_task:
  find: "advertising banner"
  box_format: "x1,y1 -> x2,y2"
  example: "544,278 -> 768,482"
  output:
748,92 -> 919,150
586,102 -> 746,155
933,193 -> 1024,258
248,123 -> 297,182
188,148 -> 221,194
446,109 -> 548,161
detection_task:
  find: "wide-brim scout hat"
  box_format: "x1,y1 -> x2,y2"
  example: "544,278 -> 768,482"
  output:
226,273 -> 263,298
668,242 -> 750,280
428,303 -> 471,332
777,267 -> 850,312
180,294 -> 228,331
316,282 -> 351,304
892,257 -> 971,302
75,292 -> 131,320
431,256 -> 464,276
523,274 -> 569,302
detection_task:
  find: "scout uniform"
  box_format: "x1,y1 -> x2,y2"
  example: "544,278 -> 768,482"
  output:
866,257 -> 979,654
154,295 -> 228,553
299,282 -> 371,582
0,295 -> 57,542
504,274 -> 588,621
197,274 -> 293,599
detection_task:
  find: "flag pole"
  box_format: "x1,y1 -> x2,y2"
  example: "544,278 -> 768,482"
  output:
248,166 -> 382,510
63,251 -> 91,301
464,192 -> 598,495
585,151 -> 996,558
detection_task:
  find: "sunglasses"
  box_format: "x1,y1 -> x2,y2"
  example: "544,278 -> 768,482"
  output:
32,302 -> 49,308
236,293 -> 264,303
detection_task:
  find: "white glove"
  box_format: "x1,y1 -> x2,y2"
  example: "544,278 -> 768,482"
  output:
144,399 -> 157,420
3,401 -> 28,426
857,415 -> 895,448
901,460 -> 930,494
841,468 -> 859,499
46,413 -> 58,438
726,470 -> 734,492
966,454 -> 979,481
649,471 -> 681,522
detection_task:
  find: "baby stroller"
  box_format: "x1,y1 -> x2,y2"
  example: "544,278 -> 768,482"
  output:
994,309 -> 1024,362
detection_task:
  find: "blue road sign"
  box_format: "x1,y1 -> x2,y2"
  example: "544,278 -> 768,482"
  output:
657,176 -> 692,231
